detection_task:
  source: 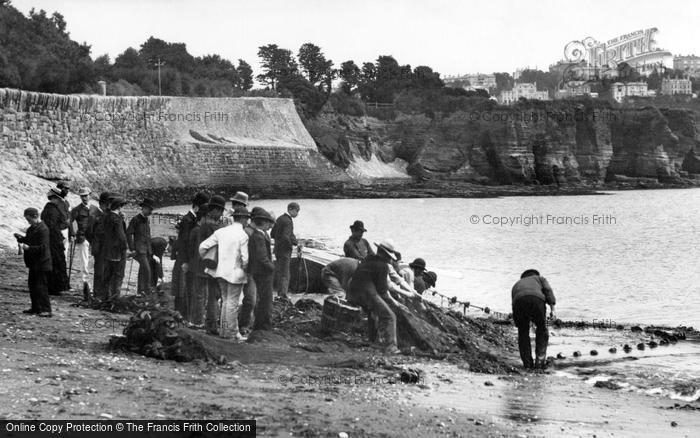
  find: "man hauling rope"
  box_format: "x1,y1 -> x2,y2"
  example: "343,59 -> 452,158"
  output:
511,269 -> 556,371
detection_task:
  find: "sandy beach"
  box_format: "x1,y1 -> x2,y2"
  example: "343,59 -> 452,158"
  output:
1,255 -> 698,437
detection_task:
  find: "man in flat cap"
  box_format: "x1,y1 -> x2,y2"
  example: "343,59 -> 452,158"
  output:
271,202 -> 300,298
15,207 -> 53,317
70,187 -> 93,298
126,198 -> 155,295
41,188 -> 70,296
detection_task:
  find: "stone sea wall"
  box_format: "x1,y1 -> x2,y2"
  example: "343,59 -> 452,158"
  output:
0,88 -> 349,194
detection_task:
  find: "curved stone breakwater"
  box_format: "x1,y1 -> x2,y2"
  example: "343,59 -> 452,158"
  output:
0,88 -> 349,193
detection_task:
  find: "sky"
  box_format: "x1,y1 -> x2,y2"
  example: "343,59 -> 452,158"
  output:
10,0 -> 700,80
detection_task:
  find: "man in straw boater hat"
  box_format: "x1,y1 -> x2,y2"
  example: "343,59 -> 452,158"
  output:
343,220 -> 375,261
172,191 -> 210,314
69,187 -> 93,298
347,239 -> 402,354
14,207 -> 53,317
248,208 -> 277,332
271,202 -> 300,298
41,187 -> 71,296
189,194 -> 226,330
126,198 -> 155,295
199,205 -> 250,341
102,196 -> 128,301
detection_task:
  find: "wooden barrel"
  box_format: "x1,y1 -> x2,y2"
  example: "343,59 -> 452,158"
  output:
320,297 -> 362,334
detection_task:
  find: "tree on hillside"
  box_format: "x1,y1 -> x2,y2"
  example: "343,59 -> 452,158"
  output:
339,60 -> 361,94
411,66 -> 443,89
257,44 -> 298,90
494,72 -> 513,93
139,36 -> 195,73
237,59 -> 254,90
297,43 -> 335,92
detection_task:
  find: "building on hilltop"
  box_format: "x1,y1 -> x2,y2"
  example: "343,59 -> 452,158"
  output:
498,83 -> 549,105
443,73 -> 497,92
554,81 -> 598,99
661,77 -> 692,95
673,55 -> 700,77
611,82 -> 652,102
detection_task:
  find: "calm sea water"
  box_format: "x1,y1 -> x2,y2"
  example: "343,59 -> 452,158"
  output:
159,189 -> 700,401
161,188 -> 700,327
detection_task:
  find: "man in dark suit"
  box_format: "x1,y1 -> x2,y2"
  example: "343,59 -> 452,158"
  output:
102,197 -> 128,300
249,209 -> 276,331
41,188 -> 70,296
172,192 -> 209,314
85,192 -> 111,300
126,198 -> 154,294
15,208 -> 52,317
271,202 -> 299,298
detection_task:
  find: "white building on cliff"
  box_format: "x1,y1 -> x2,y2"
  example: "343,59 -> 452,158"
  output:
498,83 -> 549,105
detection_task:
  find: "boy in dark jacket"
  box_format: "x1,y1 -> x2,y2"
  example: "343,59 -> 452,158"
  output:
249,209 -> 276,331
102,198 -> 128,300
126,198 -> 154,294
15,208 -> 52,317
41,188 -> 70,295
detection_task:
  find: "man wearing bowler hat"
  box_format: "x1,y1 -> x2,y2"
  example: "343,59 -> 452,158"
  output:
70,187 -> 93,297
15,207 -> 53,317
41,188 -> 71,296
85,192 -> 112,300
172,191 -> 209,314
344,220 -> 375,261
103,197 -> 128,300
347,239 -> 401,354
127,198 -> 155,295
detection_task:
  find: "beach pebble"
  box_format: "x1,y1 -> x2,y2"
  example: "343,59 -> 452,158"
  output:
648,341 -> 658,348
99,413 -> 113,419
608,347 -> 617,353
573,351 -> 582,357
590,350 -> 598,356
631,326 -> 643,333
484,381 -> 494,386
623,344 -> 632,352
637,343 -> 645,350
671,421 -> 678,427
339,433 -> 349,438
556,353 -> 565,359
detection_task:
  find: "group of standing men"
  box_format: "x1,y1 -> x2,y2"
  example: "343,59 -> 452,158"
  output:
17,183 -> 167,318
170,191 -> 301,341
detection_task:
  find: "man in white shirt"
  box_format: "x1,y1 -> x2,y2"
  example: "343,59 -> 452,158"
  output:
199,207 -> 250,341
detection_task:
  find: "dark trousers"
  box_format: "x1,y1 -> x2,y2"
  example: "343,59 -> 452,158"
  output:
93,254 -> 106,299
273,250 -> 291,296
252,274 -> 274,331
189,274 -> 208,325
103,259 -> 125,300
513,295 -> 549,368
134,253 -> 152,293
238,274 -> 257,329
348,292 -> 397,347
48,240 -> 69,294
205,277 -> 221,334
28,269 -> 51,313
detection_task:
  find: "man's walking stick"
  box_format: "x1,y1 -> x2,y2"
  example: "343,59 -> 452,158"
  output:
125,256 -> 134,294
67,240 -> 76,285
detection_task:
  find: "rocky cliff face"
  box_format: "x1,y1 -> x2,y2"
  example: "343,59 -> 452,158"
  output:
307,100 -> 700,186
